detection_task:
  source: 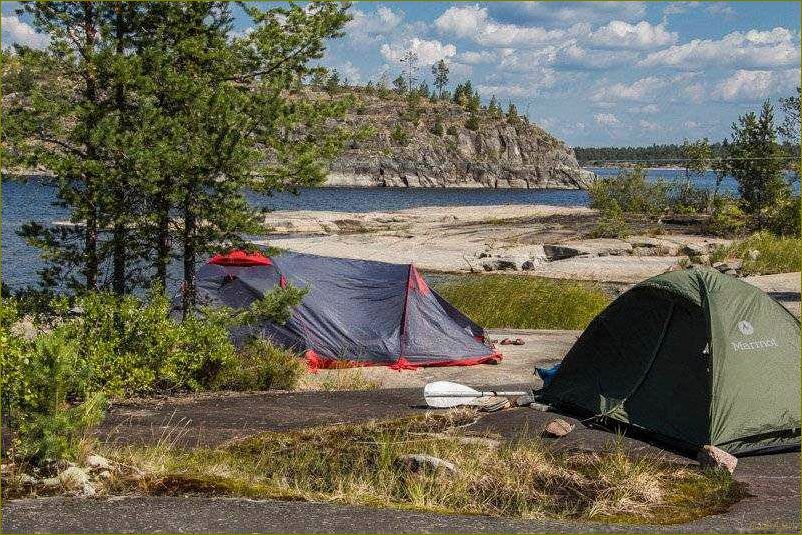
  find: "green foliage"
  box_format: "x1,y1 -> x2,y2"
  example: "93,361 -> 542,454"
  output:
587,167 -> 669,216
434,275 -> 610,330
487,95 -> 502,119
213,339 -> 305,391
390,124 -> 411,146
763,195 -> 801,236
1,301 -> 106,462
446,125 -> 458,136
6,1 -> 353,300
431,59 -> 449,98
591,203 -> 632,239
667,180 -> 711,214
707,197 -> 748,237
711,232 -> 800,275
431,121 -> 445,136
506,102 -> 520,125
465,114 -> 480,131
725,100 -> 790,222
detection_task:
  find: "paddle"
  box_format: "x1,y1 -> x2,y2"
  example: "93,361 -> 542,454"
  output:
423,380 -> 528,408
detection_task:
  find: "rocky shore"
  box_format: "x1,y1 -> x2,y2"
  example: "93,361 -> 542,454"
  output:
316,88 -> 593,189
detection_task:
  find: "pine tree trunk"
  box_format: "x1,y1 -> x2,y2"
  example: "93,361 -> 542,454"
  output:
111,2 -> 127,295
181,188 -> 197,318
155,179 -> 172,288
82,2 -> 99,291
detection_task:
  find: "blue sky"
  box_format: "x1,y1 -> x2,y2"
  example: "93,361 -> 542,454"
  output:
3,1 -> 800,147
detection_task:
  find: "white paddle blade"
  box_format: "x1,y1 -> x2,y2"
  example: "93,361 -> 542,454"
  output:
424,381 -> 481,408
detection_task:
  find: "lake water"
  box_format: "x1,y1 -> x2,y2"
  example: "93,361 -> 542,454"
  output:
0,169 -> 789,290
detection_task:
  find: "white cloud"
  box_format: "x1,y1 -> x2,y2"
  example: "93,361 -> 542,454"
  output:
712,69 -> 800,102
346,6 -> 404,43
588,21 -> 677,50
593,76 -> 668,103
458,50 -> 496,65
639,27 -> 800,70
1,14 -> 48,49
495,2 -> 647,26
380,38 -> 457,66
339,61 -> 363,84
435,5 -> 585,48
555,44 -> 638,70
638,119 -> 662,131
595,113 -> 620,126
476,84 -> 531,98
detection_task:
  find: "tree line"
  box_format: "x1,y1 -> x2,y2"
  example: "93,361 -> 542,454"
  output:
2,1 -> 353,313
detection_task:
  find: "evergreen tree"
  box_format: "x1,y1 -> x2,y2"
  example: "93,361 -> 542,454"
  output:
6,1 -> 353,303
431,59 -> 449,99
726,100 -> 789,225
506,102 -> 519,124
487,95 -> 501,119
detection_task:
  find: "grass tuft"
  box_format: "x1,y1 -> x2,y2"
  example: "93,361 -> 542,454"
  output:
103,412 -> 741,524
435,274 -> 610,330
711,231 -> 800,276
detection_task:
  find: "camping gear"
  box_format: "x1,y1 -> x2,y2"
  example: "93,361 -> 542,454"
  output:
424,380 -> 526,408
535,363 -> 561,387
538,267 -> 800,455
174,250 -> 502,369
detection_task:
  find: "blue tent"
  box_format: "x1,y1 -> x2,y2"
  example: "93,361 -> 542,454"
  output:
174,250 -> 501,369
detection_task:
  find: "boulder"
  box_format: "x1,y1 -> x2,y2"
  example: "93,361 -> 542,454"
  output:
58,466 -> 95,496
542,418 -> 575,437
396,454 -> 459,475
481,258 -> 518,271
681,243 -> 709,256
529,401 -> 551,412
697,445 -> 737,474
85,454 -> 111,472
543,244 -> 583,261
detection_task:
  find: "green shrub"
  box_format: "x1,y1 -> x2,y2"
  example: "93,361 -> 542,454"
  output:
434,275 -> 610,330
588,167 -> 669,216
706,197 -> 748,237
390,124 -> 410,146
1,304 -> 106,462
446,125 -> 458,136
667,180 -> 711,214
213,338 -> 305,391
465,114 -> 480,131
591,202 -> 632,238
55,291 -> 236,396
763,194 -> 800,237
431,121 -> 445,136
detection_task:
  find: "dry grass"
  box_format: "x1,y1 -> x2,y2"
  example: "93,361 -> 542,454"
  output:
101,412 -> 742,524
317,368 -> 382,391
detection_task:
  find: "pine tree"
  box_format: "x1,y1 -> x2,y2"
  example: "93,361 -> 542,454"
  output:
7,1 -> 354,302
487,95 -> 501,119
431,59 -> 449,99
726,100 -> 789,226
506,102 -> 519,125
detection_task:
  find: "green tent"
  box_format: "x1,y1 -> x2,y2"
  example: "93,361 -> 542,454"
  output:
539,267 -> 800,455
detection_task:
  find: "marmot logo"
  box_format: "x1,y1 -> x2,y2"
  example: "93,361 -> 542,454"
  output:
737,320 -> 754,336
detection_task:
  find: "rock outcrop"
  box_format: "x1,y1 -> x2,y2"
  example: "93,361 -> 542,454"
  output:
321,89 -> 593,189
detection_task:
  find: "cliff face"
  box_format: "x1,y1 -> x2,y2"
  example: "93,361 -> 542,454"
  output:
323,89 -> 593,189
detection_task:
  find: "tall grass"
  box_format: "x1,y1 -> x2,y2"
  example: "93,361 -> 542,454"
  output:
105,412 -> 741,523
711,232 -> 800,275
435,275 -> 610,330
